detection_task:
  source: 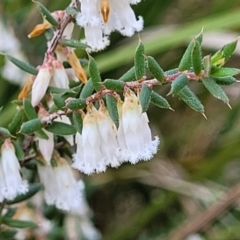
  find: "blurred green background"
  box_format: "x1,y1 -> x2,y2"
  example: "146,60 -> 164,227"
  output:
2,0 -> 240,239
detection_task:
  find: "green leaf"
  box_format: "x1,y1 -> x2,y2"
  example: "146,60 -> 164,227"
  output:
80,78 -> 94,99
3,218 -> 37,229
66,6 -> 78,17
177,86 -> 204,113
66,98 -> 86,110
6,183 -> 43,205
89,56 -> 102,91
211,67 -> 240,77
52,94 -> 65,109
59,39 -> 88,49
106,95 -> 119,128
119,66 -> 136,82
0,229 -> 17,239
0,127 -> 12,139
4,54 -> 38,75
45,122 -> 76,135
134,41 -> 146,79
35,129 -> 49,139
222,39 -> 238,60
20,119 -> 43,134
151,91 -> 172,110
146,56 -> 165,82
191,39 -> 202,76
14,142 -> 24,161
103,79 -> 124,92
195,28 -> 203,44
4,208 -> 17,218
72,112 -> 83,134
44,28 -> 54,41
23,99 -> 37,119
34,1 -> 58,27
178,40 -> 194,71
48,86 -> 70,94
202,77 -> 229,104
8,109 -> 24,134
169,74 -> 189,95
164,68 -> 179,75
139,84 -> 152,112
203,55 -> 211,77
213,76 -> 237,85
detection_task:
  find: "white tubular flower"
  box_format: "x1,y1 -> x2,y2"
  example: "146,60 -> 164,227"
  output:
73,105 -> 105,175
54,115 -> 74,146
50,60 -> 69,89
76,0 -> 143,52
117,89 -> 159,164
0,139 -> 28,201
97,103 -> 120,168
31,62 -> 53,107
37,157 -> 84,211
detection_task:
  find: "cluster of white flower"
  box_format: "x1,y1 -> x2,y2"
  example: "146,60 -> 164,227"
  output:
0,139 -> 28,202
76,0 -> 143,52
73,88 -> 159,175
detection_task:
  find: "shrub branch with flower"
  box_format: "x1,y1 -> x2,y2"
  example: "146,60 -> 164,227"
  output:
0,0 -> 239,238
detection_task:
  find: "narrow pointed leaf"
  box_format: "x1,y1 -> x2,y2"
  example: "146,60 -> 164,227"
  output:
177,86 -> 204,113
52,94 -> 65,109
72,112 -> 83,133
165,68 -> 179,75
59,39 -> 88,49
4,54 -> 38,75
45,122 -> 76,135
191,39 -> 202,76
222,39 -> 238,60
213,76 -> 236,85
195,28 -> 203,44
146,56 -> 165,82
35,129 -> 49,139
23,99 -> 37,119
89,56 -> 102,91
0,127 -> 12,139
34,1 -> 58,27
104,79 -> 124,92
119,66 -> 136,82
211,67 -> 240,77
178,40 -> 194,71
14,142 -> 25,161
66,98 -> 86,110
8,109 -> 24,134
134,41 -> 145,79
106,95 -> 119,128
140,84 -> 152,112
151,91 -> 172,110
202,77 -> 229,104
48,87 -> 70,94
66,6 -> 78,17
6,183 -> 43,205
170,74 -> 189,95
80,78 -> 94,98
20,119 -> 43,134
3,218 -> 37,229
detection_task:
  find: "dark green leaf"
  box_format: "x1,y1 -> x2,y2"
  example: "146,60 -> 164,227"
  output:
3,218 -> 37,229
45,122 -> 76,135
34,1 -> 58,27
146,56 -> 165,82
52,94 -> 65,109
213,76 -> 237,85
72,112 -> 83,133
177,86 -> 204,113
178,40 -> 194,71
191,39 -> 202,76
139,84 -> 152,112
20,119 -> 43,134
4,208 -> 17,218
134,41 -> 145,79
89,56 -> 102,91
0,229 -> 17,240
222,39 -> 238,60
80,78 -> 94,98
0,127 -> 12,139
104,79 -> 124,92
165,68 -> 179,75
119,66 -> 136,82
66,6 -> 78,16
35,129 -> 49,139
14,142 -> 24,161
48,86 -> 70,94
59,39 -> 88,49
169,74 -> 189,95
24,159 -> 37,171
211,68 -> 240,77
66,98 -> 86,110
6,183 -> 43,205
4,54 -> 38,75
23,99 -> 37,119
106,95 -> 119,128
44,28 -> 54,41
202,77 -> 229,104
151,91 -> 172,110
8,109 -> 24,134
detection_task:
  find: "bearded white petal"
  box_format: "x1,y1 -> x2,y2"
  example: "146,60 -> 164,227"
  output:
38,130 -> 54,165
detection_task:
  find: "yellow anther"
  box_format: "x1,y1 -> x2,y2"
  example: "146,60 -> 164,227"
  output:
101,0 -> 110,23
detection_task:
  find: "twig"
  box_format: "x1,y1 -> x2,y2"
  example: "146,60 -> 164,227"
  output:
166,182 -> 240,240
